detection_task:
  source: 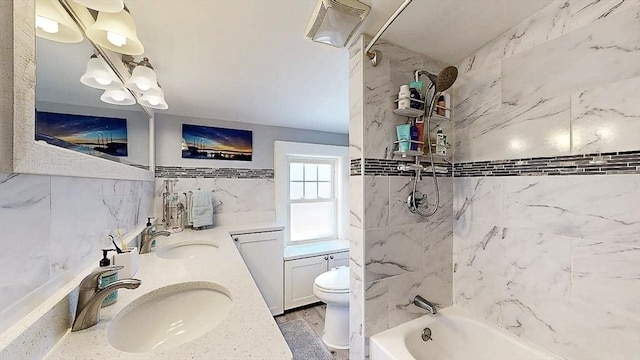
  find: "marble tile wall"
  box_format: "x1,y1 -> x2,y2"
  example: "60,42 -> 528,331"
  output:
453,0 -> 640,163
0,172 -> 153,332
451,3 -> 640,359
453,174 -> 640,359
349,36 -> 455,359
153,177 -> 275,227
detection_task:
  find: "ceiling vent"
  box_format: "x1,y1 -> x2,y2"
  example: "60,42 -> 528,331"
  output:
305,0 -> 370,48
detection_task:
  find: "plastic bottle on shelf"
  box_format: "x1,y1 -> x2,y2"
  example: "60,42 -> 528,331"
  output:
410,119 -> 419,151
415,120 -> 424,152
436,95 -> 446,116
436,127 -> 447,156
409,83 -> 422,109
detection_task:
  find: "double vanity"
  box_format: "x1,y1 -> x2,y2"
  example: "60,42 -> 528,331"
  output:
43,224 -> 293,359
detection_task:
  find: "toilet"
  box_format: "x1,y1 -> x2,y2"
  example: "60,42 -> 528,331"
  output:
313,266 -> 350,349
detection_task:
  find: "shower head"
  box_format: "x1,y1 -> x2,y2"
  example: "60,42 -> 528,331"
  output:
414,66 -> 458,93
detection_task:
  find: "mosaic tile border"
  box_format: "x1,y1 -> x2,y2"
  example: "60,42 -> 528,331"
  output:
350,150 -> 640,177
350,158 -> 452,177
454,150 -> 640,177
155,166 -> 274,179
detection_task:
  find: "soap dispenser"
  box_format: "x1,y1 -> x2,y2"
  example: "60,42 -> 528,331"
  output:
99,249 -> 118,307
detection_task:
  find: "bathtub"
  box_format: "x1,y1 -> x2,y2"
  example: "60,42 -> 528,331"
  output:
370,306 -> 562,360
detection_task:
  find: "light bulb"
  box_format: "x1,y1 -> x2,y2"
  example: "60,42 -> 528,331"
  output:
112,92 -> 126,102
137,82 -> 151,91
148,98 -> 160,106
95,77 -> 112,86
106,31 -> 127,47
36,16 -> 59,34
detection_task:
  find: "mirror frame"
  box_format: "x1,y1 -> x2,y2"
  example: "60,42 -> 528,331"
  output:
3,0 -> 154,181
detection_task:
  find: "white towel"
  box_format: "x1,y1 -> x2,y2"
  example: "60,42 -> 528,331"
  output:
191,190 -> 214,228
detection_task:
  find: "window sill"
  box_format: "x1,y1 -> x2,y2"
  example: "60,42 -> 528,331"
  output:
284,239 -> 349,261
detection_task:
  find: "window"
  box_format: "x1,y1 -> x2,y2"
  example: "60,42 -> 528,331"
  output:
274,141 -> 348,247
289,160 -> 337,242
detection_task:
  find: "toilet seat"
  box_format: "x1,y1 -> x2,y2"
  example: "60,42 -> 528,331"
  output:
314,266 -> 349,293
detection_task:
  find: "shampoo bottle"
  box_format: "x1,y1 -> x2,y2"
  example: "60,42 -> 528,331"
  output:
99,249 -> 118,307
410,119 -> 419,151
436,127 -> 447,156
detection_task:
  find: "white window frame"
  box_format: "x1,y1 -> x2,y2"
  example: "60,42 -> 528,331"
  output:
274,141 -> 348,247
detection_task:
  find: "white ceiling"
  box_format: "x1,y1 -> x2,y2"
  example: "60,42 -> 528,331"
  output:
38,0 -> 552,134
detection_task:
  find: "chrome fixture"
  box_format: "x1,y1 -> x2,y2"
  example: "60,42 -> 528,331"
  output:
406,66 -> 458,217
413,295 -> 437,315
140,223 -> 171,254
421,327 -> 433,342
305,0 -> 370,48
365,0 -> 413,66
161,179 -> 185,232
72,265 -> 141,331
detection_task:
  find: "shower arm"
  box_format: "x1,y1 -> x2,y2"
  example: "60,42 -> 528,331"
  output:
365,0 -> 413,67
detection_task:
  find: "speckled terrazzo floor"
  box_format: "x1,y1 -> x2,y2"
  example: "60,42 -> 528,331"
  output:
275,303 -> 349,360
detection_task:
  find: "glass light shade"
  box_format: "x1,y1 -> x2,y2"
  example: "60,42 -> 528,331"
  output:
73,0 -> 124,13
35,0 -> 83,43
80,56 -> 120,89
124,65 -> 159,93
100,87 -> 135,105
138,88 -> 168,110
85,10 -> 144,55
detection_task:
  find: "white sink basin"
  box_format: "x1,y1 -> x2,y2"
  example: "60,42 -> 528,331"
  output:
108,282 -> 233,353
155,240 -> 219,259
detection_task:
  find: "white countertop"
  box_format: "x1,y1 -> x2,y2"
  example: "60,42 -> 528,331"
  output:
44,224 -> 292,360
284,239 -> 349,261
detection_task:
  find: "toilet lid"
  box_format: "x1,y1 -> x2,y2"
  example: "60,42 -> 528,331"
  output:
315,266 -> 349,292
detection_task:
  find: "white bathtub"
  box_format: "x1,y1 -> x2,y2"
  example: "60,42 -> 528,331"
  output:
370,306 -> 563,360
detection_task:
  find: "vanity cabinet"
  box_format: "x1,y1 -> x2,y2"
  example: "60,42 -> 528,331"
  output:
233,230 -> 284,315
284,251 -> 349,310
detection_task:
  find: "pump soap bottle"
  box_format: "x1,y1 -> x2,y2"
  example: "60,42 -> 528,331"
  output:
100,249 -> 118,307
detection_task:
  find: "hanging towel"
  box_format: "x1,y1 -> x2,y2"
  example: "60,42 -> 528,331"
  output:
191,190 -> 214,228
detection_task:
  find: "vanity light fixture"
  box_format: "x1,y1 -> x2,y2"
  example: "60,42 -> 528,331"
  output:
100,86 -> 136,106
85,7 -> 144,55
123,57 -> 159,93
35,0 -> 83,43
138,87 -> 168,110
72,0 -> 124,13
80,54 -> 120,89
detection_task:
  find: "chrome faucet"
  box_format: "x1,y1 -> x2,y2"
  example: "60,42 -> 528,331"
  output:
72,265 -> 141,331
139,223 -> 171,254
413,295 -> 437,315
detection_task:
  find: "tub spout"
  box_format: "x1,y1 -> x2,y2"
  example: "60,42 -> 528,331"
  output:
414,295 -> 437,315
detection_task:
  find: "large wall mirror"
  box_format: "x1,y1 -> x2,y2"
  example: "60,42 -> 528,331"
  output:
6,0 -> 154,181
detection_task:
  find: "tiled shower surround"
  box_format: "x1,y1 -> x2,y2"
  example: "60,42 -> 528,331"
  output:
350,1 -> 639,359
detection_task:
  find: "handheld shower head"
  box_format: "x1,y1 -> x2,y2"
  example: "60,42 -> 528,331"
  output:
414,66 -> 458,93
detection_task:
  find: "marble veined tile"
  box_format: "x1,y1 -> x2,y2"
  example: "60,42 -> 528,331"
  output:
502,174 -> 640,247
362,105 -> 398,160
363,176 -> 389,229
364,222 -> 424,282
388,176 -> 450,227
452,63 -> 501,121
0,174 -> 51,313
349,274 -> 364,360
350,225 -> 364,281
350,41 -> 364,160
454,222 -> 572,296
502,8 -> 640,106
501,0 -> 571,58
452,177 -> 501,225
350,176 -> 363,229
573,239 -> 640,317
571,76 -> 640,153
364,279 -> 389,337
455,96 -> 571,162
454,266 -> 640,360
388,270 -> 452,328
569,0 -> 640,31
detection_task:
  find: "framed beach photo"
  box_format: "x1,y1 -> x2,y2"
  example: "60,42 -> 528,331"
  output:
181,123 -> 253,161
35,110 -> 128,157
